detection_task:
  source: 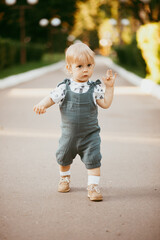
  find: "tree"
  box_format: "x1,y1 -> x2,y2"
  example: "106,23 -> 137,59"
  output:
71,0 -> 106,49
118,0 -> 160,24
0,0 -> 77,43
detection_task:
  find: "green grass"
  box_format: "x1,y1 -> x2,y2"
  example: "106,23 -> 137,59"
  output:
0,53 -> 64,79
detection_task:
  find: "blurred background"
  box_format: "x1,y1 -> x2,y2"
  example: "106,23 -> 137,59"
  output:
0,0 -> 159,83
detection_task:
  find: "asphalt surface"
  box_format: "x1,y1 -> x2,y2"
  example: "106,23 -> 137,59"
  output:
0,57 -> 160,240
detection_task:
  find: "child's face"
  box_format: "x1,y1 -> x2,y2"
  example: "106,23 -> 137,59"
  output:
67,59 -> 94,83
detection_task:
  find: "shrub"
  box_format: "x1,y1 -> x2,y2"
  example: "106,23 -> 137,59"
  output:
113,35 -> 146,77
136,22 -> 160,84
26,43 -> 45,61
0,38 -> 45,69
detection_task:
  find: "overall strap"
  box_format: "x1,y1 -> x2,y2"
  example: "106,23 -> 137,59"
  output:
57,78 -> 71,89
87,79 -> 102,92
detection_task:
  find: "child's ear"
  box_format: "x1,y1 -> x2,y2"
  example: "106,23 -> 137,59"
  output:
66,64 -> 72,73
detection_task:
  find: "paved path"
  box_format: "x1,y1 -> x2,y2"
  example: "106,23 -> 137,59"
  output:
0,57 -> 160,240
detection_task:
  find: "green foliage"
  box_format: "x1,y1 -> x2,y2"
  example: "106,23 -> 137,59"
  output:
0,38 -> 19,69
118,0 -> 160,24
41,53 -> 64,62
88,30 -> 99,50
0,0 -> 76,44
26,43 -> 45,61
0,53 -> 64,79
136,22 -> 160,84
50,32 -> 68,53
71,0 -> 102,45
113,36 -> 146,78
0,38 -> 45,70
77,30 -> 99,50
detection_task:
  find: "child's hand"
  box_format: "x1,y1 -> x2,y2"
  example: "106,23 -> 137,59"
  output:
102,69 -> 117,88
33,104 -> 46,115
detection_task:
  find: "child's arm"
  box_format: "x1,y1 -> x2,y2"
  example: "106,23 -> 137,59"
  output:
33,96 -> 55,115
96,69 -> 117,109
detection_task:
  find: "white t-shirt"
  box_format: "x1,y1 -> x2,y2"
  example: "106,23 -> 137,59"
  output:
50,79 -> 104,105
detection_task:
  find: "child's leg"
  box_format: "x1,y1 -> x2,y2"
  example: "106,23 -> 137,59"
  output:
58,164 -> 71,193
87,167 -> 103,201
87,167 -> 100,185
88,167 -> 100,176
59,164 -> 70,173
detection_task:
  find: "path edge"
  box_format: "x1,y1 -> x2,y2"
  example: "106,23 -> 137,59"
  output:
0,60 -> 65,90
97,56 -> 160,100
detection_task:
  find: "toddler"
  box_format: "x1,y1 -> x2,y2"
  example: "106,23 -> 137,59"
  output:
33,42 -> 117,201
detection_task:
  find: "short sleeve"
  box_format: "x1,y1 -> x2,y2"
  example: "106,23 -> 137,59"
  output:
94,81 -> 104,100
50,83 -> 66,104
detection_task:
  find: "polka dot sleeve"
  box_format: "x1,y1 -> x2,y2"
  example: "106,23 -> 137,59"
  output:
94,82 -> 105,100
50,83 -> 66,104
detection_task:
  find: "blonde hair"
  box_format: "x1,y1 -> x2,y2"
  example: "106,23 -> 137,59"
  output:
65,42 -> 95,66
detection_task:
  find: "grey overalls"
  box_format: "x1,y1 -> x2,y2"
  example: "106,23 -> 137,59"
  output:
56,79 -> 102,169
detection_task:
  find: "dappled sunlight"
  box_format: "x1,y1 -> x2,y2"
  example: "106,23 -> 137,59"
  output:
101,133 -> 160,145
0,128 -> 60,138
7,86 -> 149,99
7,88 -> 52,98
0,128 -> 159,145
114,86 -> 149,96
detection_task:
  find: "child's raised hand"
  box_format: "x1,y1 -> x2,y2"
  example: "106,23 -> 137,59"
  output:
102,69 -> 117,88
33,104 -> 46,115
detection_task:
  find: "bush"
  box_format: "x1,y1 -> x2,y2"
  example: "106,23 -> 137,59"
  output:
136,22 -> 160,84
0,38 -> 45,70
0,38 -> 17,69
48,32 -> 67,53
26,43 -> 45,61
113,36 -> 146,77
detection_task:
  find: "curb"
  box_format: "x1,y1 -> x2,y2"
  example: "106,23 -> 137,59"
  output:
0,60 -> 65,90
97,56 -> 160,100
0,57 -> 160,100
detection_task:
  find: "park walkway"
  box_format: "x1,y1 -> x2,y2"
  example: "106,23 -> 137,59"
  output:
0,57 -> 160,240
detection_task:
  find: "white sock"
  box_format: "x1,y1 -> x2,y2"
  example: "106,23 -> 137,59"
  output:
60,170 -> 71,177
88,175 -> 100,186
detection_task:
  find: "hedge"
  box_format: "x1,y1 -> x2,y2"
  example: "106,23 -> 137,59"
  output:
113,36 -> 146,77
136,22 -> 160,84
0,38 -> 45,70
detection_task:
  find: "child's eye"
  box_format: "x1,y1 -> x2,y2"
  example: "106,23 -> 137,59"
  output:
77,65 -> 82,68
87,64 -> 92,67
